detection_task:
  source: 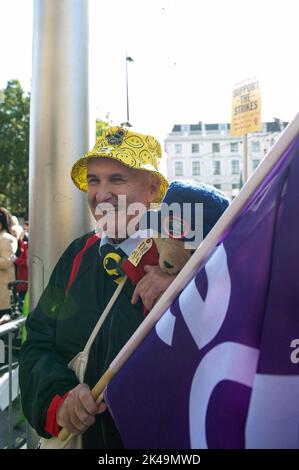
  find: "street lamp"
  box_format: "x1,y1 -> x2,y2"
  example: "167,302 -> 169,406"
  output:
126,51 -> 134,123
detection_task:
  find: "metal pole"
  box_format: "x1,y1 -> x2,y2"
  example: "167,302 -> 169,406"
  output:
126,51 -> 130,122
243,133 -> 248,182
8,331 -> 13,449
125,53 -> 134,123
28,0 -> 93,448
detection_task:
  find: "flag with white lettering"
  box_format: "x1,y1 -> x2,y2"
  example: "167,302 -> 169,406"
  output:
105,136 -> 299,448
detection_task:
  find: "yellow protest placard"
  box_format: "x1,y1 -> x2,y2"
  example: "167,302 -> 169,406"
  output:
231,79 -> 262,137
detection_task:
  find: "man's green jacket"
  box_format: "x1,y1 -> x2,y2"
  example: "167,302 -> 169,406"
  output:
19,232 -> 144,448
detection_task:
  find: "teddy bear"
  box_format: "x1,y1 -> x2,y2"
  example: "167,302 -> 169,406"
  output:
145,180 -> 229,272
118,180 -> 229,313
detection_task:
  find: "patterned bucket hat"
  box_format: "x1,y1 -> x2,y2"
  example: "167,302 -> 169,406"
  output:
71,125 -> 169,203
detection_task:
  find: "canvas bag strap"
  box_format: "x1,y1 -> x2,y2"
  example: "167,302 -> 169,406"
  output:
83,275 -> 127,355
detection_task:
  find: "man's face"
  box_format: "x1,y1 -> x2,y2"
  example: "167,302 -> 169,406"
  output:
87,158 -> 159,240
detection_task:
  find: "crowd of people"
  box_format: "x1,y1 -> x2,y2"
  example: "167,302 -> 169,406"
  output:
0,207 -> 29,325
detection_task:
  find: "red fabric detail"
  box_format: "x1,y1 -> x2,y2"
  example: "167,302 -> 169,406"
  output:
121,243 -> 159,285
45,392 -> 69,437
121,242 -> 159,316
15,240 -> 28,292
66,233 -> 99,293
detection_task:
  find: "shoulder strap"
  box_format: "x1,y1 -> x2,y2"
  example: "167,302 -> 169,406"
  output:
83,275 -> 127,354
66,233 -> 99,294
67,276 -> 128,382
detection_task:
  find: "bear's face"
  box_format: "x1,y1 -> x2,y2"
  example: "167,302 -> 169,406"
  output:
153,236 -> 191,274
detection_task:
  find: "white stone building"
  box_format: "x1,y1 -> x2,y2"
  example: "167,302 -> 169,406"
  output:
164,120 -> 288,199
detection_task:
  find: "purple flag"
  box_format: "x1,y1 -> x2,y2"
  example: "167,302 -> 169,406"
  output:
105,136 -> 299,449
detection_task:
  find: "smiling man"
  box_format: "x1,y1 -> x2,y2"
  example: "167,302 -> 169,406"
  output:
87,157 -> 159,241
19,125 -> 172,449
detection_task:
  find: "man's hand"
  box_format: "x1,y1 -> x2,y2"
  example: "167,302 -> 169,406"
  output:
57,384 -> 107,435
131,265 -> 176,311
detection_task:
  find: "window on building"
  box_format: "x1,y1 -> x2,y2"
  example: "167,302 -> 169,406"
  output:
190,124 -> 202,132
214,184 -> 222,190
231,160 -> 240,175
212,142 -> 220,153
192,143 -> 199,153
192,161 -> 200,176
252,159 -> 260,171
213,160 -> 221,175
251,141 -> 260,152
232,183 -> 239,190
230,142 -> 239,153
174,161 -> 183,176
206,124 -> 219,132
175,144 -> 182,154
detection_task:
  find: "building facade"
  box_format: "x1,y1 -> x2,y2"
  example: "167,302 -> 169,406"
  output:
165,120 -> 288,199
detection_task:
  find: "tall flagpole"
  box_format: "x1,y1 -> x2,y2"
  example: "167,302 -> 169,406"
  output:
243,133 -> 248,183
125,52 -> 134,122
28,0 -> 93,447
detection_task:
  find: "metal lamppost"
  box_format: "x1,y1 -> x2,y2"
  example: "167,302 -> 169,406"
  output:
28,0 -> 92,447
126,51 -> 134,122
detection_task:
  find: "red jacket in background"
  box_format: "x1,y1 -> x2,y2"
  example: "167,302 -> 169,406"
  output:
15,240 -> 28,292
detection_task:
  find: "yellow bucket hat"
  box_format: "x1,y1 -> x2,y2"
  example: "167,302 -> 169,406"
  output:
71,125 -> 169,203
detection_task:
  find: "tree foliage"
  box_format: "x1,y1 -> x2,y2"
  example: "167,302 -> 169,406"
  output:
96,118 -> 111,138
0,80 -> 30,217
0,81 -> 110,217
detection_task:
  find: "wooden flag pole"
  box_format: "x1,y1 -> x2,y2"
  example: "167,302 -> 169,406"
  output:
58,369 -> 115,442
243,133 -> 248,183
58,114 -> 299,442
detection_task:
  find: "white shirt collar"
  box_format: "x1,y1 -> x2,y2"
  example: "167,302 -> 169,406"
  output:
99,229 -> 154,257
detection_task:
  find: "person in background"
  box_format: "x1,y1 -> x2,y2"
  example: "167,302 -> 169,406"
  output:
14,229 -> 29,301
10,216 -> 29,305
22,221 -> 29,242
10,215 -> 24,241
0,207 -> 17,323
